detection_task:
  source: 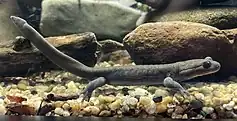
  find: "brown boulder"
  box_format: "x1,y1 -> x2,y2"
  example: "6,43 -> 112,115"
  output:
123,21 -> 237,75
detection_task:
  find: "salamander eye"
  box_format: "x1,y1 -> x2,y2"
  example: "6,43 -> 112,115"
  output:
203,61 -> 211,69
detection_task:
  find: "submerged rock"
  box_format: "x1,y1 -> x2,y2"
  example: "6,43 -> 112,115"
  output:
0,0 -> 22,43
40,0 -> 147,41
0,32 -> 98,77
123,21 -> 237,74
150,7 -> 237,30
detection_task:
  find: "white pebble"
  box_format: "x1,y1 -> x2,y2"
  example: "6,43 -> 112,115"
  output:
54,108 -> 64,115
202,107 -> 214,114
194,93 -> 205,100
0,105 -> 6,115
223,101 -> 235,110
145,101 -> 156,115
122,96 -> 138,106
83,106 -> 100,115
0,99 -> 4,105
62,110 -> 70,116
130,88 -> 149,97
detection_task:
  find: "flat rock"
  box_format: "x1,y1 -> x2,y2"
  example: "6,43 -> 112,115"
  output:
150,7 -> 237,30
40,0 -> 147,41
0,32 -> 97,77
123,21 -> 237,75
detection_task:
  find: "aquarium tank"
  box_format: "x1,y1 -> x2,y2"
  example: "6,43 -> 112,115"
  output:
0,0 -> 237,120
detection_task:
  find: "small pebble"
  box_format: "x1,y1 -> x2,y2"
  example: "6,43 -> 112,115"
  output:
223,101 -> 235,110
182,114 -> 188,119
153,96 -> 162,103
210,113 -> 217,119
174,106 -> 185,114
54,108 -> 64,115
84,106 -> 100,115
156,103 -> 167,113
190,100 -> 203,109
130,88 -> 149,97
123,96 -> 138,107
139,96 -> 152,107
17,83 -> 27,91
154,89 -> 170,97
194,93 -> 205,101
99,110 -> 111,117
121,87 -> 129,95
62,103 -> 71,110
108,99 -> 122,111
202,107 -> 214,114
62,110 -> 70,116
0,105 -> 6,115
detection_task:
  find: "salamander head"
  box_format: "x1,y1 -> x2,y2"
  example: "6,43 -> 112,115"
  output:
177,57 -> 221,81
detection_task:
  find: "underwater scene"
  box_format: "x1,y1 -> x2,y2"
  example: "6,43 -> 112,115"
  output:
1,0 -> 237,120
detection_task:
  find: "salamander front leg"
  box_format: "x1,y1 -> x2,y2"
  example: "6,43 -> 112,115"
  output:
163,77 -> 190,96
80,77 -> 106,102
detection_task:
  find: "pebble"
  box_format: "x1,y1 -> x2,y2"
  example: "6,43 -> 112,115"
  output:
210,113 -> 217,119
0,99 -> 4,105
121,87 -> 129,95
190,100 -> 203,109
147,86 -> 159,94
154,88 -> 170,97
54,108 -> 64,115
199,86 -> 213,96
155,102 -> 167,113
108,99 -> 122,111
174,106 -> 185,114
62,103 -> 71,110
99,110 -> 111,117
62,110 -> 70,116
223,101 -> 235,110
122,96 -> 138,107
0,105 -> 6,115
139,96 -> 152,107
153,96 -> 162,103
83,106 -> 100,115
202,107 -> 214,114
194,93 -> 205,101
144,101 -> 156,115
171,113 -> 183,119
54,101 -> 65,108
65,81 -> 79,93
130,88 -> 149,97
98,95 -> 116,104
17,83 -> 27,91
182,114 -> 188,119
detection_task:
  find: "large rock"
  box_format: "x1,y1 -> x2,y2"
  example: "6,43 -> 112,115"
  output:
0,32 -> 97,77
40,0 -> 147,41
123,21 -> 237,75
0,0 -> 22,43
150,7 -> 237,30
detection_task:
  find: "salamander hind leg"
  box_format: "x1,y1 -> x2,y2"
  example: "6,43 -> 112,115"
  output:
79,77 -> 107,102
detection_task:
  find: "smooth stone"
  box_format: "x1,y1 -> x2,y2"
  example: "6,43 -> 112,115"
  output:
40,0 -> 147,41
150,7 -> 237,30
123,21 -> 237,75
